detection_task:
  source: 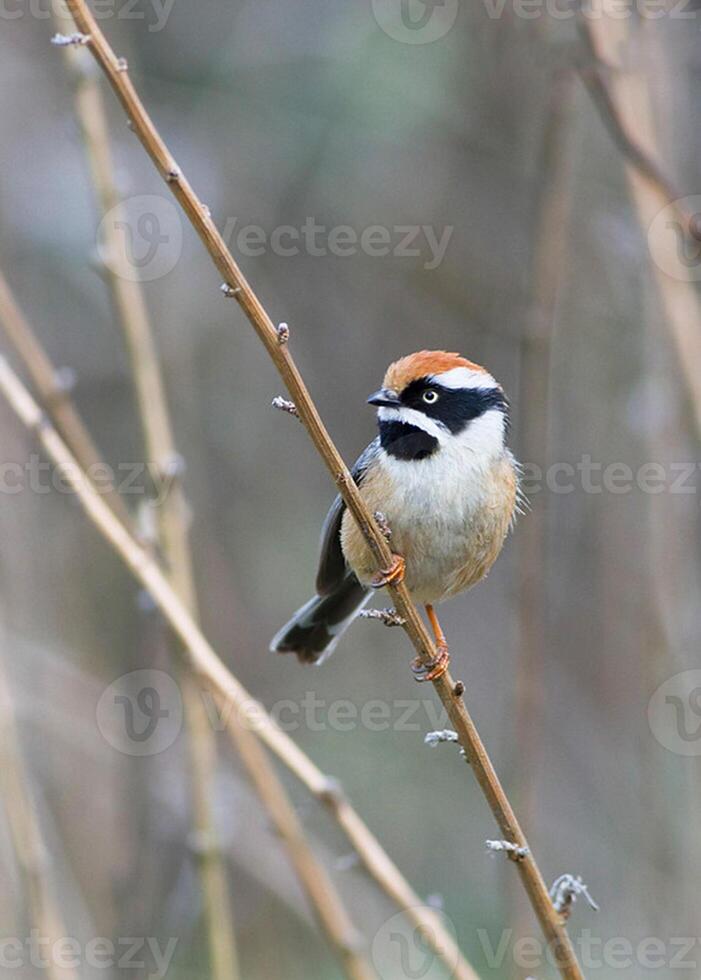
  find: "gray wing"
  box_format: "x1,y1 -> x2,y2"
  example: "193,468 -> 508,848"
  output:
315,438 -> 380,595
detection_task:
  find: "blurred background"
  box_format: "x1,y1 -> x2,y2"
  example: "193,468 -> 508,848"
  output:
1,2 -> 700,978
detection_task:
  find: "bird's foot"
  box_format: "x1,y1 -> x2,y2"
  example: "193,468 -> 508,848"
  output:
411,645 -> 450,683
371,553 -> 406,590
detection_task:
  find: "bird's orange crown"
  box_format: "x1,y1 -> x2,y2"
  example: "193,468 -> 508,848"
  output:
383,350 -> 485,392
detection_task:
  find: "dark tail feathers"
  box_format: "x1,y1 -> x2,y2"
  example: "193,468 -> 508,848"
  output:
270,575 -> 370,664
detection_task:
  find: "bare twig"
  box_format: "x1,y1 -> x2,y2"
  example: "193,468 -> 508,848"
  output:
57,5 -> 585,973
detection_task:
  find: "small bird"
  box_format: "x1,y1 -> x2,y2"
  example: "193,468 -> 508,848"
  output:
271,350 -> 519,680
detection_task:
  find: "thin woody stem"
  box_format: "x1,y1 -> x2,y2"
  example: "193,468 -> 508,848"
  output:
224,718 -> 373,980
56,3 -> 585,974
0,638 -> 79,980
0,290 -> 479,979
50,8 -> 240,977
0,356 -> 376,980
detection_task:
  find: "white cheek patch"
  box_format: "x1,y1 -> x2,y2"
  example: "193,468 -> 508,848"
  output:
453,408 -> 506,458
432,366 -> 498,390
377,405 -> 448,442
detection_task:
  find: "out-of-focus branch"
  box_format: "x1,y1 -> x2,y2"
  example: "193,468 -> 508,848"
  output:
512,71 -> 576,948
50,8 -> 177,493
0,291 -> 479,980
578,17 -> 701,438
577,46 -> 681,208
583,14 -> 701,929
0,641 -> 79,980
0,356 -> 378,980
226,717 -> 373,980
57,5 -> 585,973
50,8 -> 240,976
0,269 -> 131,528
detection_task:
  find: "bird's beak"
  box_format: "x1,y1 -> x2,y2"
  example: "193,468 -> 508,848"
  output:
367,388 -> 401,408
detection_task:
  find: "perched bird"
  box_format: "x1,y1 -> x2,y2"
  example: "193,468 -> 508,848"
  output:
271,350 -> 519,680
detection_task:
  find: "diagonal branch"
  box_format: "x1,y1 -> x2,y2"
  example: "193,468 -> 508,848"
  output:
0,355 -> 377,980
56,3 -> 586,974
225,715 -> 373,980
576,44 -> 681,207
0,276 -> 479,977
577,24 -> 701,249
578,16 -> 701,439
0,269 -> 131,528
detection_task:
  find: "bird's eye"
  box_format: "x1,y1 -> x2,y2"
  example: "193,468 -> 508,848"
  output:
422,390 -> 439,404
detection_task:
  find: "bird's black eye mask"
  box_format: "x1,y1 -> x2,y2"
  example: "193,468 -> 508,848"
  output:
400,376 -> 510,434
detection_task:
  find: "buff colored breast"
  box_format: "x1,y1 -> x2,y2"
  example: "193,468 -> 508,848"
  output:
340,451 -> 517,605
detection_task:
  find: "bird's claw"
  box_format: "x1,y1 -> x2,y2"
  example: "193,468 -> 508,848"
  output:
371,553 -> 405,590
411,645 -> 450,683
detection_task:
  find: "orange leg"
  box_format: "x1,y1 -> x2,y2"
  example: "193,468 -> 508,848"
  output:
371,553 -> 406,590
411,604 -> 450,682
